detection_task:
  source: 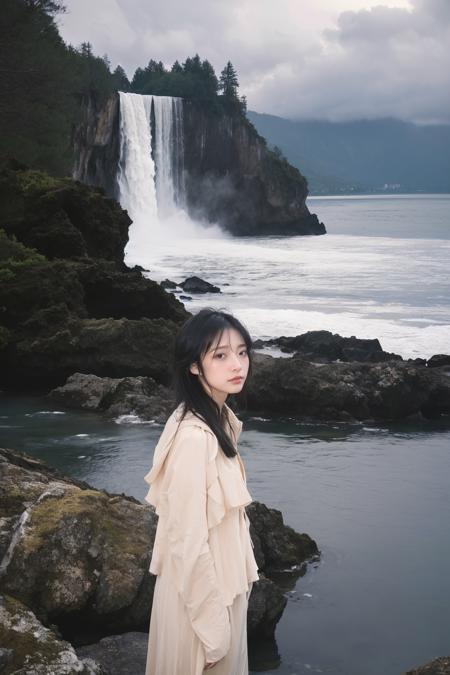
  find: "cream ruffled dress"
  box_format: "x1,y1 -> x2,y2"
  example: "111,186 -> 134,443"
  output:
143,402 -> 260,674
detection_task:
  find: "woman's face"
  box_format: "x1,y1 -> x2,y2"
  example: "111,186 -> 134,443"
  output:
189,327 -> 250,408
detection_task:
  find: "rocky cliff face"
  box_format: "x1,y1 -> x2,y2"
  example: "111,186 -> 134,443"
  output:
72,93 -> 121,201
73,93 -> 326,236
182,100 -> 325,235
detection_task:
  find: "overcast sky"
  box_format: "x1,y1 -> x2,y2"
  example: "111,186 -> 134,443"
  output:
57,0 -> 450,124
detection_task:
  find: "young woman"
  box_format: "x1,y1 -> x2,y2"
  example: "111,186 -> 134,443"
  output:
144,307 -> 260,674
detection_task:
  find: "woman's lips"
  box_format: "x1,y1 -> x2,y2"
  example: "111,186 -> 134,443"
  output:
229,377 -> 243,382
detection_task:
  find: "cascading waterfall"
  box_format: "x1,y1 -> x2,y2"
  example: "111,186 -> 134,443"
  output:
117,92 -> 185,223
117,92 -> 158,227
152,96 -> 186,216
117,91 -> 223,269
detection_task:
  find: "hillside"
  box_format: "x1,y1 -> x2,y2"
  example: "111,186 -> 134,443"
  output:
248,112 -> 450,195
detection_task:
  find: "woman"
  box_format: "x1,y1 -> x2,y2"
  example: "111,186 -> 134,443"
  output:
144,307 -> 260,674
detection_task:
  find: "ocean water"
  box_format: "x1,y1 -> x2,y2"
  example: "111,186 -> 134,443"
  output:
124,194 -> 450,360
1,396 -> 449,675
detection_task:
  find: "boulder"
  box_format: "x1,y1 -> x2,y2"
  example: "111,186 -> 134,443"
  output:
0,594 -> 104,675
49,372 -> 174,423
179,275 -> 221,294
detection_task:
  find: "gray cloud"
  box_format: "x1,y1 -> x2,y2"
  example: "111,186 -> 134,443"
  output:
58,0 -> 450,124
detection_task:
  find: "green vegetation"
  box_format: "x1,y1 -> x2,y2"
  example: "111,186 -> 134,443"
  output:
131,54 -> 247,115
1,1 -> 249,176
0,1 -> 123,175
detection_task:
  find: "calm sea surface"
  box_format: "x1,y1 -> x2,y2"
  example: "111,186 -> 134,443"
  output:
2,195 -> 450,674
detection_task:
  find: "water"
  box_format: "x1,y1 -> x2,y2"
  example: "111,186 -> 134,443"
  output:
1,396 -> 449,675
124,194 -> 450,360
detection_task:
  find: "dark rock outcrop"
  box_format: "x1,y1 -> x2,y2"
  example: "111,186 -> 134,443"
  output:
427,354 -> 450,368
254,329 -> 403,363
72,92 -> 326,237
49,372 -> 174,423
179,275 -> 221,294
246,352 -> 450,421
247,502 -> 319,575
0,164 -> 129,264
0,165 -> 190,392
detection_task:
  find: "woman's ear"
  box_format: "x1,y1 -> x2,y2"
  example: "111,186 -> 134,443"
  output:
189,362 -> 199,376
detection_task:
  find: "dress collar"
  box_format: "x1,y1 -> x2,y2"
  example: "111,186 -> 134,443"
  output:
174,401 -> 243,441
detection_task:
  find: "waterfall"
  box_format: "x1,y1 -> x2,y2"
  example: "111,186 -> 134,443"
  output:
117,92 -> 158,226
117,91 -> 224,269
152,96 -> 186,217
117,92 -> 185,224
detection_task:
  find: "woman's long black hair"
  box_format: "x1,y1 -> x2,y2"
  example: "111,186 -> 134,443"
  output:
171,307 -> 253,458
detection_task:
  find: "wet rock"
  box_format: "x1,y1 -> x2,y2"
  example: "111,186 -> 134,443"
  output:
427,354 -> 450,368
179,275 -> 221,294
49,372 -> 174,423
247,501 -> 319,573
245,352 -> 450,421
254,329 -> 403,363
160,279 -> 178,289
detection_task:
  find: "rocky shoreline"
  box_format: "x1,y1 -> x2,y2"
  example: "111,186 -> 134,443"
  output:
0,446 -> 318,673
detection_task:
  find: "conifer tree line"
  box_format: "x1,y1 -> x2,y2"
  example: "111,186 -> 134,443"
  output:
0,0 -> 247,176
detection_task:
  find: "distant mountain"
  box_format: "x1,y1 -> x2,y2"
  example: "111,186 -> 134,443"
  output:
248,112 -> 450,195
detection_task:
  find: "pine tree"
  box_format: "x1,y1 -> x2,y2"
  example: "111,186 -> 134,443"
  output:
171,60 -> 183,74
113,65 -> 130,91
219,61 -> 239,100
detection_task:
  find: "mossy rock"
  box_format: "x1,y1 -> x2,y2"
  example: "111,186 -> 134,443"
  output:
0,594 -> 103,674
0,166 -> 130,263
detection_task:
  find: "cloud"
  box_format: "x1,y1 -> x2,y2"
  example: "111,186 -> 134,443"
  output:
58,0 -> 450,124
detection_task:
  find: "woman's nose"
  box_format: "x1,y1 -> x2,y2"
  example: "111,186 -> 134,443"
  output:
231,353 -> 242,369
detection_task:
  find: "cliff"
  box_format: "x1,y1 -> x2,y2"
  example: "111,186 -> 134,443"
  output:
73,92 -> 326,236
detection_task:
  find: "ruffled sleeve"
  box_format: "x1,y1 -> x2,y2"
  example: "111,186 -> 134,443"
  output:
164,425 -> 231,664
